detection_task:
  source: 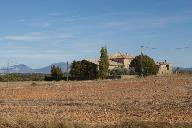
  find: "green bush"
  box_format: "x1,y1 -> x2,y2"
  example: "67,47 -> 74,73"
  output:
110,68 -> 129,76
31,82 -> 38,86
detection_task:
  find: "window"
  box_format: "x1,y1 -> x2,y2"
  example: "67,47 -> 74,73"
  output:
166,65 -> 169,70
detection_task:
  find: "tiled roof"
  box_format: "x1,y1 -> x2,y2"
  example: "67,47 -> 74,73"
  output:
88,59 -> 122,66
156,61 -> 170,65
109,52 -> 134,59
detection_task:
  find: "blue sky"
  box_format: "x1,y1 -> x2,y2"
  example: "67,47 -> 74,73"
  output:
0,0 -> 192,68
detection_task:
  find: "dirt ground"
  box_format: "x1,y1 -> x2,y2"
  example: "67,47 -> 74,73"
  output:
0,74 -> 191,126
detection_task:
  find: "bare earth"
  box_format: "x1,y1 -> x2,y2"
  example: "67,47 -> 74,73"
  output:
0,74 -> 191,126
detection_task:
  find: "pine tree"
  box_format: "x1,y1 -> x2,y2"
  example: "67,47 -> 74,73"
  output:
70,60 -> 98,80
51,65 -> 63,81
99,47 -> 109,79
129,55 -> 158,76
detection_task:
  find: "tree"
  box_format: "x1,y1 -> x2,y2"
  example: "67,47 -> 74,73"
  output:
70,60 -> 81,77
51,65 -> 63,80
70,60 -> 98,80
110,67 -> 129,76
98,47 -> 109,79
129,55 -> 158,76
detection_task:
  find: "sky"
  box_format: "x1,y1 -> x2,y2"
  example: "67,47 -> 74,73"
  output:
0,0 -> 192,68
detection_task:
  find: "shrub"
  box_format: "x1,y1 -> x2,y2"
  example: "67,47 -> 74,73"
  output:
110,68 -> 129,76
31,82 -> 38,86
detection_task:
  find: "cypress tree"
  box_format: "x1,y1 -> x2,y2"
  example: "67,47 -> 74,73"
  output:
99,47 -> 109,79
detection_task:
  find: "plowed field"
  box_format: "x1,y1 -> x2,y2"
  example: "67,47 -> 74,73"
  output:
0,74 -> 191,127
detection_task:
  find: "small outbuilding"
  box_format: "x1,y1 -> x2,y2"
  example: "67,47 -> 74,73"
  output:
156,60 -> 172,75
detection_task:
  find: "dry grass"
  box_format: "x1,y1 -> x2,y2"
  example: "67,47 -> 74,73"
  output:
0,74 -> 191,127
0,114 -> 75,128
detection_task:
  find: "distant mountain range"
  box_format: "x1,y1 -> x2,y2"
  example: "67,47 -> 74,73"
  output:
172,67 -> 192,72
0,62 -> 69,74
35,62 -> 68,73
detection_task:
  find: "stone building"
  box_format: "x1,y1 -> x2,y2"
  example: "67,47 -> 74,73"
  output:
88,52 -> 134,70
156,61 -> 172,75
109,52 -> 135,69
88,53 -> 172,75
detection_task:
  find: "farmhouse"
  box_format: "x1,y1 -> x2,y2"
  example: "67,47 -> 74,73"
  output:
88,52 -> 172,75
109,52 -> 135,69
89,52 -> 135,70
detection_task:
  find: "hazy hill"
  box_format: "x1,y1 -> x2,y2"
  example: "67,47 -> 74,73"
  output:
34,62 -> 69,74
173,67 -> 192,73
0,62 -> 69,74
0,64 -> 34,73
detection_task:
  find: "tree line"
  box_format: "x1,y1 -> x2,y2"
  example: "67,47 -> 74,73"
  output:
0,73 -> 46,82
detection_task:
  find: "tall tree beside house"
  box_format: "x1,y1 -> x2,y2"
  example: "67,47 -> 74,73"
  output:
50,65 -> 63,81
129,55 -> 158,76
99,47 -> 109,79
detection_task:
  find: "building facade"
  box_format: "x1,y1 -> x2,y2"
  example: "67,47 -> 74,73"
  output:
156,61 -> 172,75
88,52 -> 134,70
109,52 -> 135,69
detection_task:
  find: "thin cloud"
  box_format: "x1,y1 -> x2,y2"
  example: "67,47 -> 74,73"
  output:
1,53 -> 67,60
0,32 -> 74,42
49,12 -> 63,16
17,19 -> 26,22
0,35 -> 42,41
184,9 -> 192,14
0,36 -> 34,41
27,22 -> 52,28
0,32 -> 45,41
104,13 -> 192,31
